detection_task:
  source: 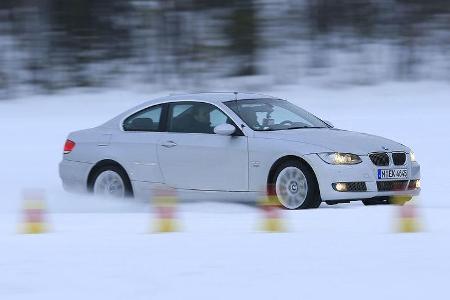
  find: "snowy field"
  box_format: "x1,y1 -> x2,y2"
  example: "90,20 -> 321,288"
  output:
1,82 -> 450,299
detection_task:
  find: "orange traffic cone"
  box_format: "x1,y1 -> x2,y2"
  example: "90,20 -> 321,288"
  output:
394,197 -> 420,233
151,186 -> 178,233
259,186 -> 285,232
21,189 -> 47,234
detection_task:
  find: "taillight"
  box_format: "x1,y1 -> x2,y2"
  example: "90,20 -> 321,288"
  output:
64,139 -> 76,154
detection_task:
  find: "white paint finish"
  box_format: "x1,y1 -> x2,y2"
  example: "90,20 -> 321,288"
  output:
253,128 -> 410,155
108,131 -> 165,183
247,137 -> 330,191
97,133 -> 112,146
157,133 -> 249,191
213,123 -> 236,135
305,154 -> 420,200
59,159 -> 93,192
60,92 -> 421,202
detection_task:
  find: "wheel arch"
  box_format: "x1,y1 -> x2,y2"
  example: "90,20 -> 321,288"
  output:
267,155 -> 320,195
87,159 -> 133,195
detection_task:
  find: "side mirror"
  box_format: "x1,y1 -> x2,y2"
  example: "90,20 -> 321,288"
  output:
323,120 -> 334,128
214,123 -> 236,136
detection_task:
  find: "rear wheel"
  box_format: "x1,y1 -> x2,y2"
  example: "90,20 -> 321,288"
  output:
91,165 -> 133,198
272,160 -> 321,209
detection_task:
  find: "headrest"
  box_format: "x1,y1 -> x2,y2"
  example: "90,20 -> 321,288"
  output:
130,118 -> 154,131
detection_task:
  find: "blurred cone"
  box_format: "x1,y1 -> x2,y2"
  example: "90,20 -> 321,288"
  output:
259,186 -> 285,232
21,189 -> 47,234
394,197 -> 420,233
151,186 -> 178,233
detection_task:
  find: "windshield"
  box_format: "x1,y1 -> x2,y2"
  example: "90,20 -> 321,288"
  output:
224,98 -> 329,131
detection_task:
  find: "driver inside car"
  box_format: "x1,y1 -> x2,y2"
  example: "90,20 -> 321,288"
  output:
189,105 -> 213,133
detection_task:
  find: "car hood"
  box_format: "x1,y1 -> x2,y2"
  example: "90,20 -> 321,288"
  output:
254,128 -> 409,155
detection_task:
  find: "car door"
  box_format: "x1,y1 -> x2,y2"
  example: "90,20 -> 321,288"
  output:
157,101 -> 249,191
111,103 -> 167,183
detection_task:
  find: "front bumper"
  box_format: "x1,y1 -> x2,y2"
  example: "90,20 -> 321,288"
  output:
304,154 -> 421,201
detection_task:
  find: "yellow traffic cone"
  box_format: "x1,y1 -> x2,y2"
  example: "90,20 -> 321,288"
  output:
394,196 -> 420,233
21,190 -> 47,234
259,187 -> 285,232
152,186 -> 178,233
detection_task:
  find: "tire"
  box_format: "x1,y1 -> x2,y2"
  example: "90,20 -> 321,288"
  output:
271,160 -> 321,209
91,165 -> 133,198
362,196 -> 411,206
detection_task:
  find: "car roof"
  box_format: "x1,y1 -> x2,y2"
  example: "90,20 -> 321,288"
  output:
143,92 -> 277,105
100,92 -> 279,129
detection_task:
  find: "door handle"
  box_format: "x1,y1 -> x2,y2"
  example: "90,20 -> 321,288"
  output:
161,140 -> 177,148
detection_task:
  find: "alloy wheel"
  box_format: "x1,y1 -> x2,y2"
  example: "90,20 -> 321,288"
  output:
275,166 -> 309,209
93,170 -> 126,198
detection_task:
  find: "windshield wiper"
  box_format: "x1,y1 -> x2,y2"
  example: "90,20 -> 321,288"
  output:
287,126 -> 326,130
259,126 -> 326,131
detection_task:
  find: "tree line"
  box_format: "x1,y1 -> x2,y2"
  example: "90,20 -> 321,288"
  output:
0,0 -> 449,98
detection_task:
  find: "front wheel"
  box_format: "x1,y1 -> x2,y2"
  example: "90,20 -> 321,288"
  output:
272,160 -> 321,209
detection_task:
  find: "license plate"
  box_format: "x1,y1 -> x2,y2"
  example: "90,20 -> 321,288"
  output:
378,169 -> 408,180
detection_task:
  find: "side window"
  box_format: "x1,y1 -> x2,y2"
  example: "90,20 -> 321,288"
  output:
172,104 -> 192,118
210,109 -> 228,127
123,105 -> 162,131
168,102 -> 232,134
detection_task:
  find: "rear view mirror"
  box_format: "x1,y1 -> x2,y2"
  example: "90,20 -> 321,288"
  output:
214,123 -> 236,136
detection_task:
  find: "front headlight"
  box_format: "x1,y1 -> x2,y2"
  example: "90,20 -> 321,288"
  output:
410,151 -> 416,162
318,153 -> 362,165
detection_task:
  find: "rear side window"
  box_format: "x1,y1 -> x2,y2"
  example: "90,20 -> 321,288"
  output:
123,105 -> 162,131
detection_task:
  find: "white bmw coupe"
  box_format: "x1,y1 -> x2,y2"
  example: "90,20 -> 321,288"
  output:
59,92 -> 420,209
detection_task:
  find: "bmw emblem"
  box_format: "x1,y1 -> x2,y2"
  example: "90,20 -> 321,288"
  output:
382,146 -> 389,151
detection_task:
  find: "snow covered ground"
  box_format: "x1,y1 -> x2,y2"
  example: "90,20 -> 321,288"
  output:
1,82 -> 449,299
